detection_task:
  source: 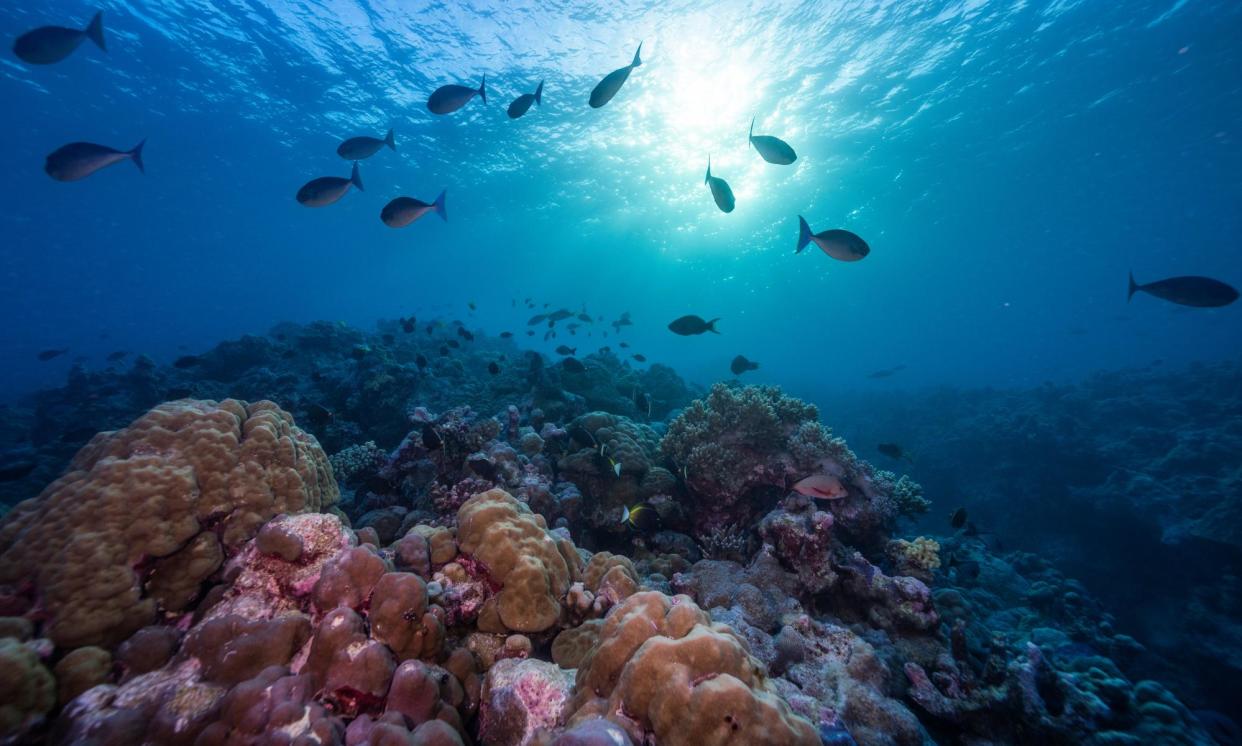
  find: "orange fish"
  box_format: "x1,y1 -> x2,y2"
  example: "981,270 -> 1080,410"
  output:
792,473 -> 847,500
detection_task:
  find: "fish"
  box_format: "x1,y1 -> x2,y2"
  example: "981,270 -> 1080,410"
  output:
590,43 -> 643,108
609,458 -> 623,477
468,302 -> 477,311
548,309 -> 574,322
468,455 -> 498,481
0,460 -> 37,482
577,313 -> 593,323
45,140 -> 144,182
427,76 -> 487,115
621,502 -> 661,532
526,330 -> 535,337
37,348 -> 69,361
500,332 -> 513,339
730,355 -> 759,375
1128,272 -> 1237,308
796,217 -> 869,261
668,315 -> 720,336
422,423 -> 442,450
337,129 -> 395,160
488,361 -> 500,375
297,162 -> 363,207
415,354 -> 428,370
878,443 -> 912,462
544,330 -> 554,341
508,80 -> 544,119
632,354 -> 646,362
867,365 -> 906,379
748,116 -> 797,165
439,346 -> 450,356
13,11 -> 105,65
381,190 -> 447,227
950,507 -> 968,529
619,342 -> 630,348
562,357 -> 587,374
173,355 -> 202,369
305,404 -> 334,428
792,473 -> 848,500
633,388 -> 652,418
528,314 -> 547,326
457,327 -> 474,342
106,350 -> 128,362
447,339 -> 460,349
401,318 -> 416,333
555,345 -> 577,356
704,155 -> 736,213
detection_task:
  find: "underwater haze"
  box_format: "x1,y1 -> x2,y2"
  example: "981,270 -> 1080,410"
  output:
1,0 -> 1240,399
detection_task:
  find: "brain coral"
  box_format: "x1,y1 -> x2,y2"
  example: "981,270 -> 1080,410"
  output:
568,591 -> 818,746
0,399 -> 338,648
456,488 -> 583,634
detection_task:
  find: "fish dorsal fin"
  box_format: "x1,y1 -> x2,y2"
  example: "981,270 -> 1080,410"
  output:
705,154 -> 711,184
632,42 -> 643,67
749,115 -> 755,145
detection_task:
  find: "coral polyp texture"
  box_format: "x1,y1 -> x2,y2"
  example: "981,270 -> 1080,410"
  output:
0,325 -> 1228,744
0,398 -> 338,648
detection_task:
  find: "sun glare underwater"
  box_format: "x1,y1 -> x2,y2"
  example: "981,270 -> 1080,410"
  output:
0,1 -> 1241,745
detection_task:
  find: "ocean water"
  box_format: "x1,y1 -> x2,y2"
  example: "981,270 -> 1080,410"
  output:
2,1 -> 1241,744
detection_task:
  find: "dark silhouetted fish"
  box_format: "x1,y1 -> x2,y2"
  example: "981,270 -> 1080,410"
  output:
590,43 -> 642,108
562,357 -> 587,373
428,76 -> 487,114
45,140 -> 144,181
415,354 -> 428,369
458,327 -> 474,342
1128,272 -> 1237,308
528,314 -> 547,326
555,345 -> 576,356
577,313 -> 592,323
796,216 -> 869,261
950,507 -> 968,529
526,330 -> 535,336
14,11 -> 105,65
508,80 -> 544,119
621,502 -> 660,532
422,423 -> 442,450
297,162 -> 363,207
447,339 -> 460,348
633,388 -> 651,418
467,455 -> 498,481
337,128 -> 395,160
439,346 -> 450,356
619,342 -> 630,348
381,190 -> 447,227
748,116 -> 796,165
173,355 -> 201,369
305,404 -> 334,428
867,365 -> 906,379
0,460 -> 37,482
878,443 -> 913,462
37,348 -> 69,361
488,361 -> 500,375
668,315 -> 719,335
704,156 -> 735,213
548,309 -> 574,322
730,355 -> 759,375
632,354 -> 646,362
500,332 -> 513,338
401,318 -> 416,333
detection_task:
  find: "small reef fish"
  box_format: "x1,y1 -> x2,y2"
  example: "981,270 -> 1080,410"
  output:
704,156 -> 736,213
508,81 -> 544,119
632,388 -> 652,419
590,43 -> 642,108
548,309 -> 575,322
427,76 -> 487,115
0,460 -> 37,482
878,443 -> 913,462
500,332 -> 513,338
305,404 -> 334,428
457,327 -> 473,341
632,354 -> 646,362
527,314 -> 547,326
381,190 -> 447,227
619,342 -> 630,348
555,345 -> 576,355
415,354 -> 428,370
421,423 -> 442,450
45,140 -> 144,182
796,216 -> 869,261
792,473 -> 847,500
730,355 -> 759,375
562,357 -> 586,374
668,315 -> 720,336
13,11 -> 105,65
439,346 -> 450,356
1128,272 -> 1237,308
488,361 -> 500,375
950,507 -> 968,529
297,162 -> 363,207
748,116 -> 797,165
867,365 -> 906,379
173,355 -> 202,369
577,313 -> 593,323
447,339 -> 460,348
401,317 -> 416,333
609,458 -> 622,477
621,502 -> 660,532
337,129 -> 394,160
37,348 -> 69,361
526,330 -> 535,336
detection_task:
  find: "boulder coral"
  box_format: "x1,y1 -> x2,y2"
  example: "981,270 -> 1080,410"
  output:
0,398 -> 338,648
567,591 -> 819,746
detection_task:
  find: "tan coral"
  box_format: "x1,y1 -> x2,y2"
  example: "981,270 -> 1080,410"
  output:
0,399 -> 338,648
0,637 -> 55,738
568,591 -> 818,746
456,489 -> 582,634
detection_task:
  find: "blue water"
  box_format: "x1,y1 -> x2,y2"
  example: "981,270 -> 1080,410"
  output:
1,0 -> 1239,402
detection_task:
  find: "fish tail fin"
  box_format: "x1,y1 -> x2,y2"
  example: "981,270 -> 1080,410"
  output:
350,161 -> 364,191
85,11 -> 106,52
479,75 -> 487,104
749,115 -> 755,146
433,189 -> 447,221
707,318 -> 721,334
1128,270 -> 1138,302
385,128 -> 395,151
632,42 -> 643,67
797,215 -> 812,253
705,154 -> 711,185
129,139 -> 145,174
534,80 -> 543,105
